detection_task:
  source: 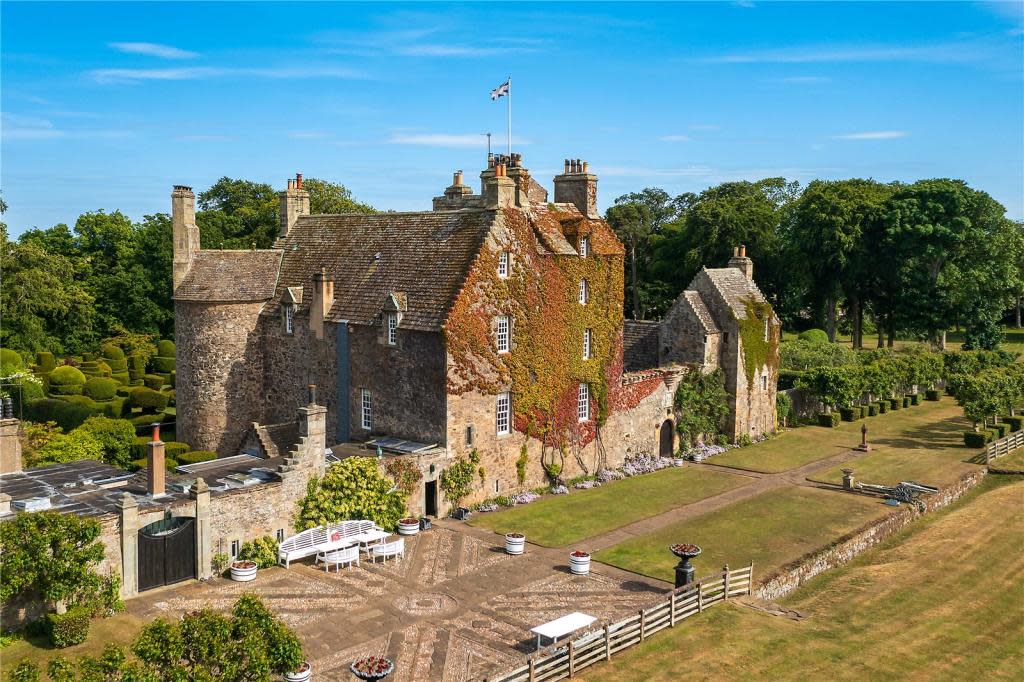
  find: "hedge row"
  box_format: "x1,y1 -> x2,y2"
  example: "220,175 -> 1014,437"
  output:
45,607 -> 91,647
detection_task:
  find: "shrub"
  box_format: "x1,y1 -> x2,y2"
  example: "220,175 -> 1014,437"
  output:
99,343 -> 125,361
1,348 -> 24,370
297,457 -> 407,531
45,607 -> 91,648
839,407 -> 859,422
818,412 -> 840,427
169,370 -> 176,388
128,354 -> 147,372
867,403 -> 879,416
24,398 -> 96,431
440,456 -> 478,504
76,417 -> 136,469
143,374 -> 165,391
963,430 -> 988,448
877,400 -> 889,413
903,396 -> 912,408
61,395 -> 99,410
890,397 -> 902,410
83,377 -> 119,401
151,356 -> 176,373
129,456 -> 179,472
781,340 -> 857,372
909,393 -> 922,406
178,450 -> 217,465
95,396 -> 128,419
48,366 -> 87,396
35,352 -> 57,372
236,536 -> 279,569
776,392 -> 793,428
992,422 -> 1010,439
797,329 -> 829,344
1004,415 -> 1023,432
27,429 -> 104,468
164,442 -> 191,459
925,389 -> 940,401
156,339 -> 176,357
778,369 -> 805,390
7,660 -> 40,682
130,387 -> 169,412
1,370 -> 45,414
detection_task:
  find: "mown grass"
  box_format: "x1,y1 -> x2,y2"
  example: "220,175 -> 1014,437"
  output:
593,485 -> 888,582
469,466 -> 751,547
990,447 -> 1024,472
711,397 -> 978,478
584,476 -> 1024,681
1,611 -> 146,672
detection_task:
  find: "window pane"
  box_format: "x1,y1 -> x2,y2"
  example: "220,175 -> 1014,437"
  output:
578,384 -> 590,421
496,392 -> 511,435
361,389 -> 372,430
496,316 -> 510,353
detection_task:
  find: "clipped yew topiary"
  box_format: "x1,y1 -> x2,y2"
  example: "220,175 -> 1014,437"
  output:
83,377 -> 119,401
143,374 -> 165,391
797,328 -> 830,344
156,339 -> 176,357
24,398 -> 96,431
130,387 -> 169,412
817,412 -> 840,427
178,450 -> 217,465
48,365 -> 87,396
151,356 -> 176,374
963,430 -> 988,448
0,347 -> 24,370
45,607 -> 91,648
35,351 -> 57,372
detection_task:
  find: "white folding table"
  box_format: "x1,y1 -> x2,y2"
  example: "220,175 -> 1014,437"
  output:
530,612 -> 597,651
354,529 -> 390,554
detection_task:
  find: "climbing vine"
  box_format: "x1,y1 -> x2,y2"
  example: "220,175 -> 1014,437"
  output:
673,367 -> 730,445
440,456 -> 477,505
735,297 -> 779,388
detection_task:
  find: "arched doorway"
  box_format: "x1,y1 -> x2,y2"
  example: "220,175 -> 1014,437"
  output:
659,420 -> 674,458
138,516 -> 196,591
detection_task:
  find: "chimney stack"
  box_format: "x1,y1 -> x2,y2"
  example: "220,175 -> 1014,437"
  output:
309,267 -> 335,340
728,244 -> 754,280
146,422 -> 166,497
279,173 -> 310,238
172,186 -> 201,291
484,162 -> 515,209
554,158 -> 599,218
0,415 -> 22,475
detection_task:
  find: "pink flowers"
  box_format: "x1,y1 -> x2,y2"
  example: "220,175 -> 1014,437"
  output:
570,550 -> 590,558
350,656 -> 394,678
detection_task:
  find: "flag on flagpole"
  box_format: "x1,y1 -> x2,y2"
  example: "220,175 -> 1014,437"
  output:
490,79 -> 510,100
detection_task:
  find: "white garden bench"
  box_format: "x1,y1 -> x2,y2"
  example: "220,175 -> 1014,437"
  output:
278,520 -> 383,567
316,546 -> 360,572
369,538 -> 405,563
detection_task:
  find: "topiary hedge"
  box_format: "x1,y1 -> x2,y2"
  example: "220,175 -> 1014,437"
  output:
903,396 -> 912,408
45,606 -> 91,648
890,397 -> 902,410
797,328 -> 829,344
867,403 -> 879,417
24,398 -> 96,431
963,430 -> 988,448
818,412 -> 840,427
0,347 -> 24,369
992,422 -> 1010,439
157,339 -> 176,357
1004,415 -> 1024,432
909,393 -> 922,406
876,399 -> 889,414
83,377 -> 119,401
143,374 -> 165,391
925,389 -> 940,401
151,356 -> 176,373
130,438 -> 190,461
48,365 -> 87,396
35,351 -> 57,372
178,450 -> 217,466
129,457 -> 180,472
130,387 -> 169,412
165,442 -> 191,459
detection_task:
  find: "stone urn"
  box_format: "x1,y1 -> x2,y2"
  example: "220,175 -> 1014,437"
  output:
397,518 -> 420,536
230,560 -> 257,582
569,550 -> 591,575
505,532 -> 525,555
349,656 -> 394,680
283,661 -> 312,682
669,544 -> 701,588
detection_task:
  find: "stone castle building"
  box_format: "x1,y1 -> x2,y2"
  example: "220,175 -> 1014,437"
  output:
172,155 -> 780,515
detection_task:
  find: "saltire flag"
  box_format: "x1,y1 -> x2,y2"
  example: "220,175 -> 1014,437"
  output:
490,79 -> 510,100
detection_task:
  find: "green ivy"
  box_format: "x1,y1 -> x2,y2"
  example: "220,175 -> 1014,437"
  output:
295,457 -> 407,531
440,457 -> 477,506
673,368 -> 730,445
236,536 -> 280,569
515,444 -> 528,485
736,297 -> 778,389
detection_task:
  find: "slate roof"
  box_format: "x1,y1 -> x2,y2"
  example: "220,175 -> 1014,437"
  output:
701,268 -> 769,318
274,211 -> 494,331
623,320 -> 660,372
175,250 -> 283,302
683,291 -> 720,333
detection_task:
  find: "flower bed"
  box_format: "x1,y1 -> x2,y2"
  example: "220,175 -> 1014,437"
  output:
550,484 -> 569,495
573,479 -> 601,490
512,491 -> 541,505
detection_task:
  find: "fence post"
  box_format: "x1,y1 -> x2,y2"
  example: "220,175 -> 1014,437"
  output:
568,639 -> 575,678
528,657 -> 535,682
640,609 -> 646,641
604,623 -> 611,661
723,564 -> 730,600
670,589 -> 676,626
748,562 -> 754,595
698,581 -> 704,612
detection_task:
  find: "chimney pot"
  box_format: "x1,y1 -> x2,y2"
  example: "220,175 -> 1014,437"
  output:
564,159 -> 570,174
740,244 -> 746,257
308,384 -> 317,405
296,173 -> 303,189
582,161 -> 589,173
151,422 -> 161,443
454,170 -> 463,185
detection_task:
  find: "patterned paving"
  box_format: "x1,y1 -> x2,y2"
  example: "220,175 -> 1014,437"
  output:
127,524 -> 669,681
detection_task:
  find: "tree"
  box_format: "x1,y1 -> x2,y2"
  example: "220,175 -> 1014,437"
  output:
0,512 -> 105,612
304,177 -> 375,215
76,417 -> 136,469
606,202 -> 654,320
796,365 -> 864,411
198,177 -> 278,248
295,457 -> 407,531
672,368 -> 731,444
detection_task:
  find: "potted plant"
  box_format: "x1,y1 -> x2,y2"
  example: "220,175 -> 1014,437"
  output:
505,532 -> 525,555
397,518 -> 420,536
350,655 -> 395,680
569,550 -> 591,575
230,559 -> 258,582
283,661 -> 312,682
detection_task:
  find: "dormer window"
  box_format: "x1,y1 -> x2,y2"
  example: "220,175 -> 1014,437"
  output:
579,279 -> 589,305
579,236 -> 590,257
284,304 -> 295,335
386,312 -> 398,346
498,251 -> 510,278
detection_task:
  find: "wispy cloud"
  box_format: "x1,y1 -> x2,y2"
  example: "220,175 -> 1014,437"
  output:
833,130 -> 908,140
658,134 -> 692,142
2,112 -> 133,140
88,65 -> 364,84
108,42 -> 198,59
386,133 -> 530,147
315,27 -> 543,58
698,42 -> 991,64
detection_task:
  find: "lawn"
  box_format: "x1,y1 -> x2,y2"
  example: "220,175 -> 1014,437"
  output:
2,611 -> 146,672
809,400 -> 983,488
990,447 -> 1024,472
593,485 -> 888,582
711,397 -> 972,475
470,466 -> 750,547
584,476 -> 1024,681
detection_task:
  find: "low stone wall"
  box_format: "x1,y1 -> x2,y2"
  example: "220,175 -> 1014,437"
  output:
754,469 -> 987,601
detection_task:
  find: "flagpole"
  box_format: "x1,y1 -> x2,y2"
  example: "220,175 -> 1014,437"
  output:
507,75 -> 512,157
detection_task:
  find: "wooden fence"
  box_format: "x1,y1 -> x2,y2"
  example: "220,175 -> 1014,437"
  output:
986,430 -> 1024,464
485,564 -> 753,682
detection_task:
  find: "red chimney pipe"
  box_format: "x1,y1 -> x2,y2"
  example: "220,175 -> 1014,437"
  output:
151,422 -> 161,442
296,173 -> 303,189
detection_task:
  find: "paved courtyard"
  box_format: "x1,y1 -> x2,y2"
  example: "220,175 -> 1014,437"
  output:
128,523 -> 668,681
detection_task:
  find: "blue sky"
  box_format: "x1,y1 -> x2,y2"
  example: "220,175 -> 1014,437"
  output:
2,1 -> 1022,234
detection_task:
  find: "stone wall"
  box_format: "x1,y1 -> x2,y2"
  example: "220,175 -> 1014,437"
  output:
659,297 -> 718,367
176,300 -> 266,455
754,470 -> 987,601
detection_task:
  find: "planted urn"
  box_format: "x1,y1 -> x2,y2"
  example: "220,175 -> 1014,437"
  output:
350,656 -> 395,681
670,544 -> 701,588
283,661 -> 312,682
569,550 -> 591,575
505,532 -> 525,555
397,518 -> 420,536
230,560 -> 258,582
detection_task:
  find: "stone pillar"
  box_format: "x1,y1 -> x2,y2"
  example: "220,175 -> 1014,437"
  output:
118,493 -> 139,598
147,439 -> 166,497
278,174 -> 310,238
172,185 -> 200,291
0,418 -> 22,474
0,492 -> 11,516
298,389 -> 328,478
842,468 -> 855,491
191,477 -> 212,579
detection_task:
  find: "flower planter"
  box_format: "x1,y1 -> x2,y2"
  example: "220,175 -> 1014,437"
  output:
230,561 -> 257,582
505,533 -> 525,555
397,518 -> 420,536
283,662 -> 312,682
569,551 -> 591,575
350,656 -> 394,680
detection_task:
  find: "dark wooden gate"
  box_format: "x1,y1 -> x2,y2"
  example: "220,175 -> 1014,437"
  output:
659,420 -> 674,457
138,516 -> 196,592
